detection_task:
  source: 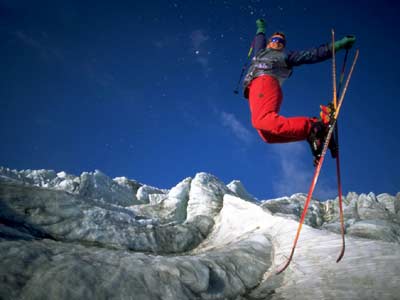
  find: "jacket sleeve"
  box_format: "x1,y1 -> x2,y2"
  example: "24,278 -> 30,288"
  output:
253,33 -> 267,56
286,43 -> 332,67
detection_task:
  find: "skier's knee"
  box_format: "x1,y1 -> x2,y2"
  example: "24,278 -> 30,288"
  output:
255,129 -> 276,144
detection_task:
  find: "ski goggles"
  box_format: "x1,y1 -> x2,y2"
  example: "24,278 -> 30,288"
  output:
269,36 -> 286,46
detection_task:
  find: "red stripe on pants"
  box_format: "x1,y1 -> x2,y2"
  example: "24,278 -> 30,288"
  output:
248,75 -> 313,143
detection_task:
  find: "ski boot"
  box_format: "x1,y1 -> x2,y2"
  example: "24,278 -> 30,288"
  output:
308,104 -> 339,166
328,131 -> 338,159
320,103 -> 338,158
320,103 -> 335,125
307,121 -> 326,166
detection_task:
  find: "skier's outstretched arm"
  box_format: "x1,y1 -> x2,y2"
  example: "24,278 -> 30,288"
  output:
286,35 -> 356,67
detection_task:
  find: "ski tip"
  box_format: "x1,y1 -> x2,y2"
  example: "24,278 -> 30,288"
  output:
275,260 -> 291,275
336,248 -> 345,263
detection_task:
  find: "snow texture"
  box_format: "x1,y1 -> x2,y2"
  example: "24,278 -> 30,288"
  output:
1,167 -> 400,300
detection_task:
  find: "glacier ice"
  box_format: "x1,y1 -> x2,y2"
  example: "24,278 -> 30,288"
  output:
1,167 -> 400,299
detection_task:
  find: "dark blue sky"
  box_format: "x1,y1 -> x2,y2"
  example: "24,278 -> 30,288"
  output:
1,0 -> 399,200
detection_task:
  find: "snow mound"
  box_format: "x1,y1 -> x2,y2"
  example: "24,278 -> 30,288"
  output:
1,167 -> 399,299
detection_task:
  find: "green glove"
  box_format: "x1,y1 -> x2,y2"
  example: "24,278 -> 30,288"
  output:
256,18 -> 266,35
334,35 -> 356,51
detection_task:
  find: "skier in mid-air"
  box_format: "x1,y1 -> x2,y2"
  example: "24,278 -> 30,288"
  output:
243,19 -> 355,165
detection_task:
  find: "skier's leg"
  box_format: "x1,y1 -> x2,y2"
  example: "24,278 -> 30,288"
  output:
254,112 -> 314,143
248,75 -> 314,143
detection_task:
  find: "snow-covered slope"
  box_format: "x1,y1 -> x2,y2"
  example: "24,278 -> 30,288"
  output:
1,167 -> 399,299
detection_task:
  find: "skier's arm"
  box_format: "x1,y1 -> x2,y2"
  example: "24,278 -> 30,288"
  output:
286,44 -> 332,67
287,35 -> 356,67
253,19 -> 267,56
253,33 -> 267,56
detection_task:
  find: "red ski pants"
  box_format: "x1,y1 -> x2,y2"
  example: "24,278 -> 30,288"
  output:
248,75 -> 314,143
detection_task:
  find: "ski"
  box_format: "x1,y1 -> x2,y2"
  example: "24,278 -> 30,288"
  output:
332,30 -> 350,264
330,29 -> 346,263
276,47 -> 359,275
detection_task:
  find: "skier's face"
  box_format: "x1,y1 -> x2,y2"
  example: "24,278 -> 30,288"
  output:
267,35 -> 286,51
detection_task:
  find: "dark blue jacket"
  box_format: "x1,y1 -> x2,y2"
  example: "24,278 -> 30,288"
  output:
243,33 -> 333,98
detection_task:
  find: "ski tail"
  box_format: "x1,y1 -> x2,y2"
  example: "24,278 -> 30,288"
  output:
275,169 -> 319,274
336,153 -> 346,262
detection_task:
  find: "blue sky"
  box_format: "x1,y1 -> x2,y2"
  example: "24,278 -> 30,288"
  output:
1,0 -> 399,200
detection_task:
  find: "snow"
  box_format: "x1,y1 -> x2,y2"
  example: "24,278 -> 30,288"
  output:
1,167 -> 400,299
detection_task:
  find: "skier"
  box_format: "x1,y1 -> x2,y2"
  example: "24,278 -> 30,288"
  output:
243,19 -> 355,165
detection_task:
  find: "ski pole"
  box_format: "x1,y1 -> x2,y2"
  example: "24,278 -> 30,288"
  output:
337,49 -> 349,96
233,38 -> 255,94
